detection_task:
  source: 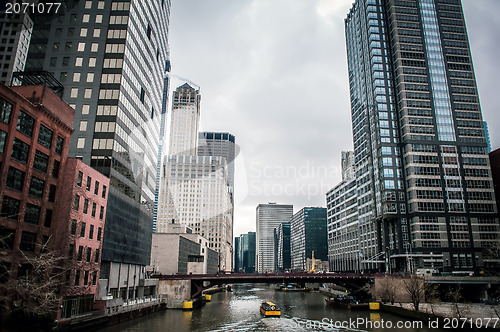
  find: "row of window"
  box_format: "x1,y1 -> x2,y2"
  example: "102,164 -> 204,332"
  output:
73,195 -> 105,220
76,171 -> 107,198
1,195 -> 55,225
68,244 -> 100,263
70,219 -> 102,241
0,98 -> 65,154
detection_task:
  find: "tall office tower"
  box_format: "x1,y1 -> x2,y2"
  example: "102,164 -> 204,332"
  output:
290,207 -> 327,271
326,152 -> 360,272
274,222 -> 291,272
169,83 -> 201,156
345,0 -> 498,273
158,83 -> 233,271
255,203 -> 293,273
235,232 -> 256,273
158,155 -> 233,271
24,0 -> 171,297
198,132 -> 236,192
0,11 -> 33,85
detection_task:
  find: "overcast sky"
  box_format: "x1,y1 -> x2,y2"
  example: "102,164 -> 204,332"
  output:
167,0 -> 500,237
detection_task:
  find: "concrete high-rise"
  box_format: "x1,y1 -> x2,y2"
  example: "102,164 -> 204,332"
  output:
158,84 -> 233,271
24,0 -> 171,298
169,83 -> 201,156
255,203 -> 293,273
0,12 -> 33,85
327,152 -> 359,272
198,132 -> 236,192
342,0 -> 498,273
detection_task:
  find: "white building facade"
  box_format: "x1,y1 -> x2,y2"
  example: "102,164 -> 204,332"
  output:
256,203 -> 293,273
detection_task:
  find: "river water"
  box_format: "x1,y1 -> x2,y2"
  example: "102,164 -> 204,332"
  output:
98,284 -> 445,331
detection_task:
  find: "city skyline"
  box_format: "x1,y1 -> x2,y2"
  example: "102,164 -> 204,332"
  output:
168,0 -> 500,237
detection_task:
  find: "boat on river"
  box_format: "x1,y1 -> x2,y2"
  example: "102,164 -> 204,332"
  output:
260,301 -> 281,317
325,295 -> 369,310
275,283 -> 311,292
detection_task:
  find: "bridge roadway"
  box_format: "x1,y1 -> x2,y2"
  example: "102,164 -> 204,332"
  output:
157,272 -> 372,298
155,273 -> 500,299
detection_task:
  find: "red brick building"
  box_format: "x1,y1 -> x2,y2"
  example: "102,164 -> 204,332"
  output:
0,83 -> 73,278
56,158 -> 109,319
0,83 -> 109,320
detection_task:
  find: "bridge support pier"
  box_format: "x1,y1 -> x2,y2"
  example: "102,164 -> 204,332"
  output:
158,279 -> 191,308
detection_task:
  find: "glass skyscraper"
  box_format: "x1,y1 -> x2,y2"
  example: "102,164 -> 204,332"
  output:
342,0 -> 498,273
24,0 -> 171,295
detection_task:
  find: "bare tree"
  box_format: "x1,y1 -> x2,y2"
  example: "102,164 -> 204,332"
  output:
0,238 -> 64,330
403,276 -> 425,312
375,277 -> 397,304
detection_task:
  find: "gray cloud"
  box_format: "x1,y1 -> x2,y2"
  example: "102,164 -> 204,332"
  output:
168,0 -> 499,237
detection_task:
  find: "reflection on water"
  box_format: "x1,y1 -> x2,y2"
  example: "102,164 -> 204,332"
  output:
98,284 -> 445,332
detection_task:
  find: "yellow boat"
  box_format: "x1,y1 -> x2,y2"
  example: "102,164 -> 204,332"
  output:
260,301 -> 281,317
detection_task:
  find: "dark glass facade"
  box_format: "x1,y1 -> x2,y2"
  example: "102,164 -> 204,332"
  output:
274,222 -> 291,272
343,0 -> 498,273
290,207 -> 327,271
25,0 -> 172,266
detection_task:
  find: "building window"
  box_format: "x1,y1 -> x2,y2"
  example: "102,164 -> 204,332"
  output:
74,195 -> 80,211
80,222 -> 86,238
80,28 -> 88,37
0,97 -> 12,124
0,130 -> 7,153
48,184 -> 56,202
75,57 -> 83,66
68,243 -> 74,260
73,73 -> 80,82
24,204 -> 40,225
11,138 -> 29,163
44,209 -> 52,228
6,167 -> 25,191
52,160 -> 60,178
83,199 -> 89,214
77,171 -> 83,186
102,185 -> 107,198
38,125 -> 53,149
91,202 -> 96,218
140,88 -> 145,103
92,271 -> 97,285
78,42 -> 85,51
16,110 -> 34,137
1,196 -> 20,220
28,177 -> 45,198
19,231 -> 36,252
77,138 -> 85,149
94,181 -> 99,195
86,176 -> 91,191
70,219 -> 77,235
77,246 -> 83,260
75,270 -> 80,286
86,248 -> 92,262
97,227 -> 102,241
89,224 -> 94,239
33,150 -> 49,173
99,206 -> 104,220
